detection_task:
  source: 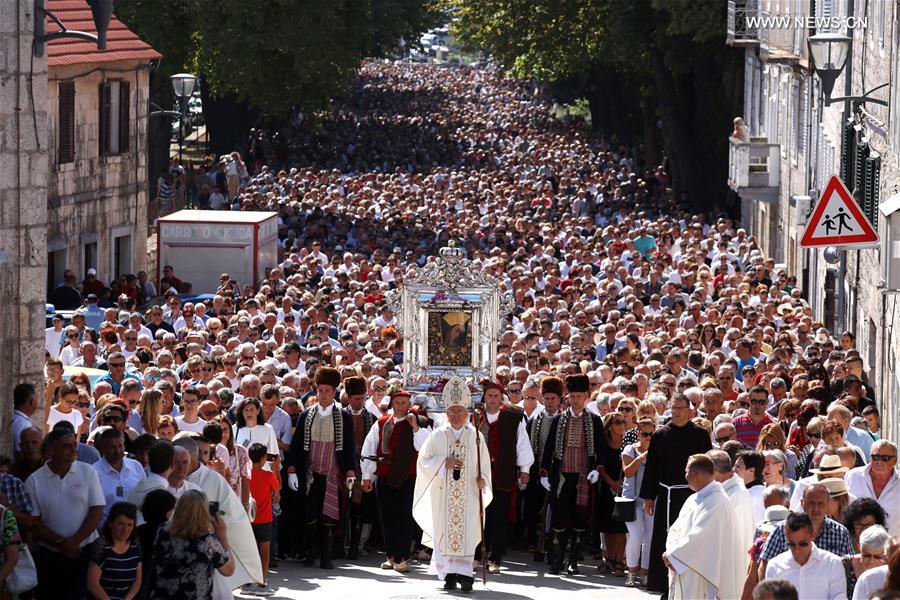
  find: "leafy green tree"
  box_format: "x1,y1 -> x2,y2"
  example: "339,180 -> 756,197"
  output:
448,0 -> 744,211
117,0 -> 441,165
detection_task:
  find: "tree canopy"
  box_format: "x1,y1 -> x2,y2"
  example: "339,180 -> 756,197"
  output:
446,0 -> 744,211
117,0 -> 441,117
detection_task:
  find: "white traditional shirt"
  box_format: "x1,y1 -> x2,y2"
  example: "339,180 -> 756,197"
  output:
360,416 -> 432,481
484,409 -> 535,473
765,543 -> 848,600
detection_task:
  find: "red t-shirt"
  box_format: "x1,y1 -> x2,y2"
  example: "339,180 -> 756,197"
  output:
249,468 -> 279,525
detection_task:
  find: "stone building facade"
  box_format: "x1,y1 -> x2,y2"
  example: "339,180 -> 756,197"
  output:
0,2 -> 50,451
0,1 -> 159,451
728,0 -> 900,442
44,1 -> 161,295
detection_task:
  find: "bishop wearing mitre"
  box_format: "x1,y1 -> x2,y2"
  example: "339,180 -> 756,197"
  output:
413,377 -> 493,593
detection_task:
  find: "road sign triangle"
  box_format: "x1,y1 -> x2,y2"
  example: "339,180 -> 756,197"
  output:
800,175 -> 879,247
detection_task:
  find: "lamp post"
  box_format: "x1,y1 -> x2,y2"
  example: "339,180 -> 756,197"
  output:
808,33 -> 887,107
170,73 -> 197,162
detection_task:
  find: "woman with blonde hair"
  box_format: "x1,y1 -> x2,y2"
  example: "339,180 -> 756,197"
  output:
617,398 -> 640,445
139,389 -> 163,437
756,422 -> 798,478
151,490 -> 235,599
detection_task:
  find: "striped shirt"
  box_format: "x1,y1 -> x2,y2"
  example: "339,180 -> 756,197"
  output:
90,538 -> 142,600
732,412 -> 775,447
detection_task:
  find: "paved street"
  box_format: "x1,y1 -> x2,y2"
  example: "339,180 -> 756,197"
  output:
236,551 -> 656,600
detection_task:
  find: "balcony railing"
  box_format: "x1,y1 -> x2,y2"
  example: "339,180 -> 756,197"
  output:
726,0 -> 761,46
728,136 -> 780,201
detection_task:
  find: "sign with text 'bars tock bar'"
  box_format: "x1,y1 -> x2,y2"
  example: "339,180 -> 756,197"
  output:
800,175 -> 879,248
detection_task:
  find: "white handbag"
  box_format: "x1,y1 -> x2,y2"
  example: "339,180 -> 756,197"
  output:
247,497 -> 257,522
7,542 -> 37,593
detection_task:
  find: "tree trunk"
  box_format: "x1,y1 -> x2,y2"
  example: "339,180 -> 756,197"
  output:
200,75 -> 260,159
147,70 -> 175,186
650,48 -> 716,211
640,93 -> 660,169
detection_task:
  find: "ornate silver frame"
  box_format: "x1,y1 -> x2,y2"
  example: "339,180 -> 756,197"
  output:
386,244 -> 513,391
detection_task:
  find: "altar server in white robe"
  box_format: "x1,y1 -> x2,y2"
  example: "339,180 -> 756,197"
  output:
413,377 -> 493,593
709,450 -> 756,577
174,437 -> 264,598
663,454 -> 745,600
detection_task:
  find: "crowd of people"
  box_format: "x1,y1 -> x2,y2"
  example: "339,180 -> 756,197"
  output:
16,60 -> 899,600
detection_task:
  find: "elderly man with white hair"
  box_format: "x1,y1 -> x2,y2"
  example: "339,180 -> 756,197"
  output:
844,439 -> 900,537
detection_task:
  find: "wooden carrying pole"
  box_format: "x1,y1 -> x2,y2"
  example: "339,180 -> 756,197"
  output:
472,407 -> 488,586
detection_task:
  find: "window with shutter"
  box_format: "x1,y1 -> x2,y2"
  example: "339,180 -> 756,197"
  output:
58,80 -> 75,165
791,79 -> 800,163
119,80 -> 130,152
853,140 -> 869,198
840,119 -> 856,187
864,153 -> 881,233
99,81 -> 111,156
99,79 -> 130,156
800,79 -> 808,159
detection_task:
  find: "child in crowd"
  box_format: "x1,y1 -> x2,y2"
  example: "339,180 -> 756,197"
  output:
862,405 -> 881,440
246,443 -> 280,597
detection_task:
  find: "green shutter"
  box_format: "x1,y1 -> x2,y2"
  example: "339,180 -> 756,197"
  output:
864,153 -> 881,233
854,141 -> 869,199
840,119 -> 856,187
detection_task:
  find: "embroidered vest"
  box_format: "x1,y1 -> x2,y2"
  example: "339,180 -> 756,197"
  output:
303,407 -> 344,453
553,408 -> 596,462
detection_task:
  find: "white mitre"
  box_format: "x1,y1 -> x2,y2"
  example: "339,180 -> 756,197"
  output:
441,376 -> 472,410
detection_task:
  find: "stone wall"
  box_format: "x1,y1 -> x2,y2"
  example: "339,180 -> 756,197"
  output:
0,2 -> 50,448
822,0 -> 900,443
736,0 -> 900,441
46,62 -> 150,288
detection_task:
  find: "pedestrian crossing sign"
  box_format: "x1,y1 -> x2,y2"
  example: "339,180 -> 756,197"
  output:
800,175 -> 879,248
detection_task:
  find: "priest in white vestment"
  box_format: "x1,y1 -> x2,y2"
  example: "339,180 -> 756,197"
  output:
663,454 -> 745,600
709,450 -> 756,581
413,377 -> 492,593
175,437 -> 264,599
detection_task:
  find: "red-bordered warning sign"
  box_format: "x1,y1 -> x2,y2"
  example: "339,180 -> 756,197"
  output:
800,176 -> 879,247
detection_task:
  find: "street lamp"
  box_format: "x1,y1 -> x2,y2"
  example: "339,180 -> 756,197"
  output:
170,73 -> 197,99
808,33 -> 887,107
169,73 -> 197,162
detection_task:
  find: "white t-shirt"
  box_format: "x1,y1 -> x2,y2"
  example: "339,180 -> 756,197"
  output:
59,345 -> 81,366
45,328 -> 64,358
47,405 -> 84,431
233,423 -> 279,455
175,416 -> 208,434
25,461 -> 105,548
